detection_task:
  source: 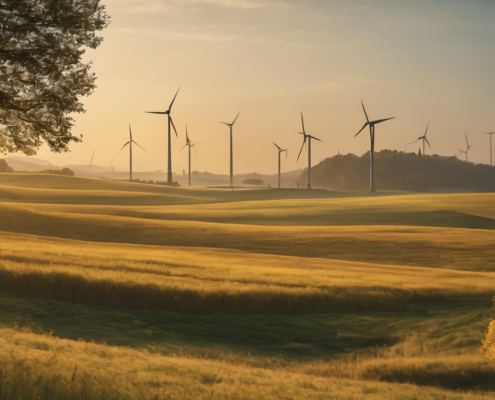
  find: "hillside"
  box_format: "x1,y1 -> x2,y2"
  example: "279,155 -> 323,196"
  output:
299,150 -> 495,191
1,173 -> 494,398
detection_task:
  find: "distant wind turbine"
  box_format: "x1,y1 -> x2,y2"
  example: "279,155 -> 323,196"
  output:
110,125 -> 146,181
463,133 -> 474,162
408,120 -> 431,155
88,147 -> 95,173
485,132 -> 495,166
180,125 -> 203,186
220,112 -> 240,187
354,101 -> 395,192
146,88 -> 180,184
273,142 -> 287,189
297,113 -> 322,189
83,142 -> 95,173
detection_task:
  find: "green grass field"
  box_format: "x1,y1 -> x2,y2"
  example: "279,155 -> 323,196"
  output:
0,173 -> 494,399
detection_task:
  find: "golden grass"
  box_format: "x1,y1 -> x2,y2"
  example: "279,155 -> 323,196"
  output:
3,202 -> 495,271
2,325 -> 494,399
1,232 -> 494,313
2,174 -> 495,397
482,320 -> 495,358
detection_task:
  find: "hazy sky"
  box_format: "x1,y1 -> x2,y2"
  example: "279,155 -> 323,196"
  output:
28,0 -> 495,174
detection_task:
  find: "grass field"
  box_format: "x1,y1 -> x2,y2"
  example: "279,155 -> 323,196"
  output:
1,173 -> 494,399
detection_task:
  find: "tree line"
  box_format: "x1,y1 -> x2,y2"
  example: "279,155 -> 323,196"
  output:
298,150 -> 495,192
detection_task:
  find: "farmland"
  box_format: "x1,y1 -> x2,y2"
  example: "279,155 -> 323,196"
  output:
0,173 -> 494,399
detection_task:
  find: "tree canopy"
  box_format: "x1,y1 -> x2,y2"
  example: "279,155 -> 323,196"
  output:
0,0 -> 109,155
299,150 -> 495,192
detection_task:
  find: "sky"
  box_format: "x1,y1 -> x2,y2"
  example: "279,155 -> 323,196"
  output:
26,0 -> 495,174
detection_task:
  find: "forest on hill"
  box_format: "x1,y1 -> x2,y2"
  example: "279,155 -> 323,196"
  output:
299,150 -> 495,192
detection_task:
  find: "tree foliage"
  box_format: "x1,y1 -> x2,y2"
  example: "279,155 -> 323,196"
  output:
299,150 -> 495,191
0,0 -> 109,155
41,167 -> 74,175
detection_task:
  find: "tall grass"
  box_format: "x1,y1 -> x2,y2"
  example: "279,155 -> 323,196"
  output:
1,325 -> 493,400
482,320 -> 495,358
1,233 -> 494,313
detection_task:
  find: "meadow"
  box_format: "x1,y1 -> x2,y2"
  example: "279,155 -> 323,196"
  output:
0,173 -> 494,399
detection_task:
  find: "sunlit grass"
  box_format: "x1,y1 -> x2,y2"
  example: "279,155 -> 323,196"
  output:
0,233 -> 494,313
1,325 -> 494,399
1,173 -> 495,397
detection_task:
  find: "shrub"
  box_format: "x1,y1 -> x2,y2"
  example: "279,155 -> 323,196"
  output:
242,178 -> 264,185
41,168 -> 74,176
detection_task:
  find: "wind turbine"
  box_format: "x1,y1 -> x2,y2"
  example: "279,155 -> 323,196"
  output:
220,112 -> 240,187
273,142 -> 287,189
485,132 -> 495,166
180,125 -> 203,186
457,148 -> 466,159
463,133 -> 474,162
110,125 -> 146,181
146,88 -> 180,184
83,142 -> 95,173
297,113 -> 322,189
354,101 -> 395,192
408,120 -> 431,155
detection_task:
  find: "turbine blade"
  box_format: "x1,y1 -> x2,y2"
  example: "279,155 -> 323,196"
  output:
132,140 -> 146,151
194,146 -> 198,155
273,142 -> 281,150
297,138 -> 306,161
354,122 -> 369,137
309,135 -> 322,142
465,133 -> 469,147
170,117 -> 178,138
361,100 -> 370,123
407,139 -> 421,145
425,137 -> 431,148
301,112 -> 306,134
110,142 -> 130,164
168,87 -> 180,112
424,120 -> 430,137
194,139 -> 204,146
371,117 -> 395,125
231,112 -> 240,126
220,121 -> 231,126
146,112 -> 167,114
129,124 -> 132,140
179,143 -> 188,152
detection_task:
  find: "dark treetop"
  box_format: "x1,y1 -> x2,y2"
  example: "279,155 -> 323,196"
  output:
0,0 -> 109,155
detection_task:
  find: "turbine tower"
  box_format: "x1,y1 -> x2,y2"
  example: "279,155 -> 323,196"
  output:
408,120 -> 431,155
146,88 -> 180,184
83,143 -> 95,174
220,112 -> 240,187
464,133 -> 474,162
297,113 -> 321,189
111,125 -> 146,181
485,132 -> 495,166
273,142 -> 287,189
354,101 -> 395,192
180,125 -> 202,186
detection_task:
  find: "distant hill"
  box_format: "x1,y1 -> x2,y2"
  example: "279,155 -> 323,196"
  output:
6,156 -> 54,166
299,150 -> 495,192
3,155 -> 303,187
5,158 -> 57,172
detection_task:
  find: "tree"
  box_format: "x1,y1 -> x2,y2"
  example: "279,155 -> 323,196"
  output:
0,0 -> 109,155
41,167 -> 74,176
